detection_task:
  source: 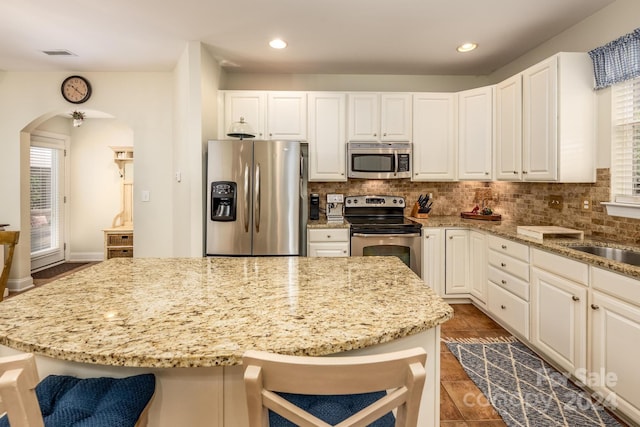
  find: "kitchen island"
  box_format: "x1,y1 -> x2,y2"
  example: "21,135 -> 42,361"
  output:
0,256 -> 452,427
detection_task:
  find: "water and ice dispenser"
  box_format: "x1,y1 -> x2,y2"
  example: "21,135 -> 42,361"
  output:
210,181 -> 237,221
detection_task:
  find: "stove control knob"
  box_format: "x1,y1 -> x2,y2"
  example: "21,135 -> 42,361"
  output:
353,199 -> 358,204
347,199 -> 352,204
392,199 -> 398,204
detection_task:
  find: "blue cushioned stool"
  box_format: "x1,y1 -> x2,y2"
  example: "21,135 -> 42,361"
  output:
0,353 -> 155,427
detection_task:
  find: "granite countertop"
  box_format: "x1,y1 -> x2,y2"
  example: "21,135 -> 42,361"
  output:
0,257 -> 452,368
411,215 -> 640,279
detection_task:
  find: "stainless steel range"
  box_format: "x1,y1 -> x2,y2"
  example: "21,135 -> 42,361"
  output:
344,195 -> 422,277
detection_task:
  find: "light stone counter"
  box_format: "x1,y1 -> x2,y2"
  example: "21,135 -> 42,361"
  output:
411,215 -> 640,279
0,256 -> 452,427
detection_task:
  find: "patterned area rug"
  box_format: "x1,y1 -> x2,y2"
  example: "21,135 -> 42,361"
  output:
445,337 -> 623,427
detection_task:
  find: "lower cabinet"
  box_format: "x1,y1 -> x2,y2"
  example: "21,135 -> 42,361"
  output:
487,281 -> 529,338
590,268 -> 640,422
469,230 -> 487,304
530,266 -> 587,380
307,228 -> 349,257
422,228 -> 444,293
445,229 -> 469,295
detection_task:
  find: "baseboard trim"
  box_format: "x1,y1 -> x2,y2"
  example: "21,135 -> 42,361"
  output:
7,276 -> 35,293
68,252 -> 103,262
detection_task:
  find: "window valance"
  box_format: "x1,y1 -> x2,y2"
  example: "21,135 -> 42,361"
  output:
589,27 -> 640,90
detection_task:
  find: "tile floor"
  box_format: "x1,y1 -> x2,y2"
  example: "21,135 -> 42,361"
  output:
440,303 -> 509,426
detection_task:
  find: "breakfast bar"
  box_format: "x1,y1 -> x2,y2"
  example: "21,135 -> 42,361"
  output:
0,256 -> 453,426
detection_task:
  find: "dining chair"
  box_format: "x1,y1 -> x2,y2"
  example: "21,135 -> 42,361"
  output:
0,231 -> 20,302
0,353 -> 155,427
243,347 -> 427,427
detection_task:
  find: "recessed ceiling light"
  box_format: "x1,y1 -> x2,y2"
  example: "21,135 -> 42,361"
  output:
457,43 -> 478,53
269,39 -> 287,49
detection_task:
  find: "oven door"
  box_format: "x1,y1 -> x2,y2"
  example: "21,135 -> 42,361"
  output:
350,232 -> 421,277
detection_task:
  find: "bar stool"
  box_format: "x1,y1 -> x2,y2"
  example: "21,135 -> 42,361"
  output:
0,231 -> 20,302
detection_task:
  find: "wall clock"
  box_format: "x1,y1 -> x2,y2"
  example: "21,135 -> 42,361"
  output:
61,75 -> 92,104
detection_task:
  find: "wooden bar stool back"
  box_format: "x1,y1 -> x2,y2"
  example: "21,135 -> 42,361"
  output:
0,231 -> 20,302
243,347 -> 427,427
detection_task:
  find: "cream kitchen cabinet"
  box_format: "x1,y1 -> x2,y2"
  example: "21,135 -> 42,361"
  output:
221,91 -> 306,141
445,229 -> 469,295
307,228 -> 349,257
486,235 -> 530,339
457,86 -> 493,180
469,230 -> 487,305
495,74 -> 523,180
222,91 -> 267,139
590,267 -> 640,423
422,228 -> 444,294
307,92 -> 347,181
530,248 -> 588,381
267,92 -> 307,140
412,93 -> 457,181
347,93 -> 411,142
495,52 -> 596,182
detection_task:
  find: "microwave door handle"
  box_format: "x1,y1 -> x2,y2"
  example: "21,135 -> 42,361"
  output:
244,163 -> 250,232
394,152 -> 398,176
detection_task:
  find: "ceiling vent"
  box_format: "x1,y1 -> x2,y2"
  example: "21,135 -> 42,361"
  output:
42,49 -> 76,56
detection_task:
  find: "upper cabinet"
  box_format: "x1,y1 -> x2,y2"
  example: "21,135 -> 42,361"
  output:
495,74 -> 523,180
496,52 -> 596,182
223,91 -> 267,139
347,93 -> 412,142
221,91 -> 307,141
457,86 -> 493,180
307,92 -> 347,182
412,93 -> 457,181
267,92 -> 307,140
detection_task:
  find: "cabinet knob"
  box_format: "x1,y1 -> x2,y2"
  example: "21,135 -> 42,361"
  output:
513,170 -> 518,174
373,133 -> 377,137
343,250 -> 347,254
572,296 -> 580,301
449,236 -> 453,240
501,280 -> 507,285
485,172 -> 489,175
327,235 -> 332,239
501,244 -> 507,249
501,262 -> 506,267
523,171 -> 528,174
500,304 -> 506,310
591,304 -> 600,310
425,235 -> 430,239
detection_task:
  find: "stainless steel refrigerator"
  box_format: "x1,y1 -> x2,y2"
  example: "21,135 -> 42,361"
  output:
206,140 -> 306,256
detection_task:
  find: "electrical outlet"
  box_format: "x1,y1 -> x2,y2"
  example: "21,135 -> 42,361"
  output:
548,195 -> 563,210
582,199 -> 591,210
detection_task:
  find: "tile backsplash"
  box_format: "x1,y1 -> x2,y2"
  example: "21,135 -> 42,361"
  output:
308,168 -> 640,245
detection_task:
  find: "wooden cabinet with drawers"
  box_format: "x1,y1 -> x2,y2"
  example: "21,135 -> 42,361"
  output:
307,228 -> 349,257
104,227 -> 133,259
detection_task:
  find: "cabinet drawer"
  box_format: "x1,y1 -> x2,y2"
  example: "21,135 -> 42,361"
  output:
308,242 -> 349,257
107,233 -> 133,246
488,250 -> 529,281
308,228 -> 349,242
488,265 -> 529,301
487,235 -> 529,262
592,267 -> 640,307
531,248 -> 588,285
108,248 -> 133,258
488,281 -> 529,339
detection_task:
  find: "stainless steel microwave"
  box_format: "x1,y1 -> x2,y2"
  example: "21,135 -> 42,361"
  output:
347,142 -> 412,179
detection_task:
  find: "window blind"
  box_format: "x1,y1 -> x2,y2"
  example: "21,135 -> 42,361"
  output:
612,76 -> 640,204
30,146 -> 60,253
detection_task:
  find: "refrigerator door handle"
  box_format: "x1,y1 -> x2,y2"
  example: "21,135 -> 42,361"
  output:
244,163 -> 250,232
254,162 -> 261,233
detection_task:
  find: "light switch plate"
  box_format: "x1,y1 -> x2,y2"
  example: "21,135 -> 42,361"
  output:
327,194 -> 344,203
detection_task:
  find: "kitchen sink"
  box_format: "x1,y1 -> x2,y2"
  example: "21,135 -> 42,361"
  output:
569,245 -> 640,267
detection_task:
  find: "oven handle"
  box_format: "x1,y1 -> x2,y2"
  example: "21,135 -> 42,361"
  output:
352,233 -> 421,238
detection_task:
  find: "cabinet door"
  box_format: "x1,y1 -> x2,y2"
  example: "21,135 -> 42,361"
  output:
224,91 -> 266,139
308,242 -> 349,257
307,93 -> 347,181
267,92 -> 307,140
445,229 -> 469,294
347,93 -> 379,141
590,290 -> 640,420
531,267 -> 587,379
469,230 -> 487,304
495,74 -> 523,180
412,93 -> 456,181
380,93 -> 411,141
422,228 -> 444,295
458,86 -> 493,180
523,56 -> 557,181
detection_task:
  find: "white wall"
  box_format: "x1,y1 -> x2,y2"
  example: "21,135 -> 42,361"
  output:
0,71 -> 173,286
